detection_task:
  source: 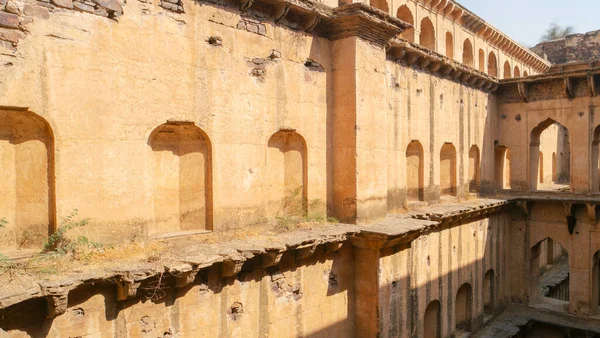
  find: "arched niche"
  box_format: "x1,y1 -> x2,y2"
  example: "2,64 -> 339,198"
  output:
446,32 -> 454,59
148,122 -> 212,236
494,146 -> 511,190
524,70 -> 529,77
440,143 -> 457,196
397,5 -> 415,42
0,109 -> 56,250
503,61 -> 511,79
478,49 -> 485,72
267,130 -> 307,218
455,283 -> 473,333
420,17 -> 435,51
488,52 -> 498,77
406,141 -> 424,201
468,145 -> 480,192
514,65 -> 521,78
530,119 -> 570,191
424,300 -> 441,338
462,39 -> 474,67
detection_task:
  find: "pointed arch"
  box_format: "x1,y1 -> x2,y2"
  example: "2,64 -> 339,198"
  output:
148,122 -> 213,235
267,130 -> 308,217
462,39 -> 474,67
440,143 -> 457,196
488,51 -> 498,77
514,65 -> 521,78
406,141 -> 424,201
478,49 -> 485,72
396,5 -> 415,42
424,300 -> 441,338
530,119 -> 570,191
503,61 -> 511,79
524,70 -> 529,77
469,145 -> 480,192
420,17 -> 435,51
455,283 -> 473,333
0,109 -> 56,249
445,32 -> 454,59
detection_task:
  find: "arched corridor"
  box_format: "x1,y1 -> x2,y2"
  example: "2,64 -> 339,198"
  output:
530,119 -> 570,192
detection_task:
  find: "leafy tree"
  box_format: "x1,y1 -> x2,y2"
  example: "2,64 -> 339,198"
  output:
541,22 -> 575,42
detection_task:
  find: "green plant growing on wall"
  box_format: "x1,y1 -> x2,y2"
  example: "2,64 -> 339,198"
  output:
0,218 -> 7,228
43,209 -> 101,255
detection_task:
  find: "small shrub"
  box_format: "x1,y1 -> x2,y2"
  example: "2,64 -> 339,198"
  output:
275,216 -> 298,230
0,218 -> 7,228
43,209 -> 101,254
327,217 -> 339,224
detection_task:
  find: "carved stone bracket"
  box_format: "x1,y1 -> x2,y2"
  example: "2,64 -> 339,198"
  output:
515,200 -> 531,218
221,260 -> 244,277
302,14 -> 320,32
175,270 -> 199,288
45,293 -> 68,318
295,245 -> 317,260
587,203 -> 598,226
261,251 -> 283,268
115,278 -> 141,301
518,82 -> 528,102
325,241 -> 344,255
239,0 -> 253,11
565,76 -> 574,99
273,3 -> 289,22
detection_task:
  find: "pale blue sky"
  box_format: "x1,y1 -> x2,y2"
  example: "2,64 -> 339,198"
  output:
456,0 -> 599,47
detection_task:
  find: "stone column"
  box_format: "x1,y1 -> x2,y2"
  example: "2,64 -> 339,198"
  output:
351,236 -> 385,338
329,5 -> 407,223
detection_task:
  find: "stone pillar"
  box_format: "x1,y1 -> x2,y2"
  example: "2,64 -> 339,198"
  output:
351,236 -> 384,338
331,21 -> 393,223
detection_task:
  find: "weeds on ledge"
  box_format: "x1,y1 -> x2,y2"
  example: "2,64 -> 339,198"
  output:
275,189 -> 339,229
43,209 -> 102,255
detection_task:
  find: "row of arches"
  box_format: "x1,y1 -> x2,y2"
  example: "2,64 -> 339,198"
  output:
406,141 -> 480,201
424,270 -> 495,337
395,6 -> 528,78
1,110 -> 310,246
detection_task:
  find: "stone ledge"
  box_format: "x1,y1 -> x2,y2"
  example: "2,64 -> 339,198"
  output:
0,198 -> 510,316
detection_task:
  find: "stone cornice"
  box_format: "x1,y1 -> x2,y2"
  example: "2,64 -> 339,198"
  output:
317,3 -> 412,46
413,0 -> 551,74
236,0 -> 411,46
388,38 -> 499,92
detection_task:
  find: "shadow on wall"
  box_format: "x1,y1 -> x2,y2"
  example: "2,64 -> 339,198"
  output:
0,109 -> 55,250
